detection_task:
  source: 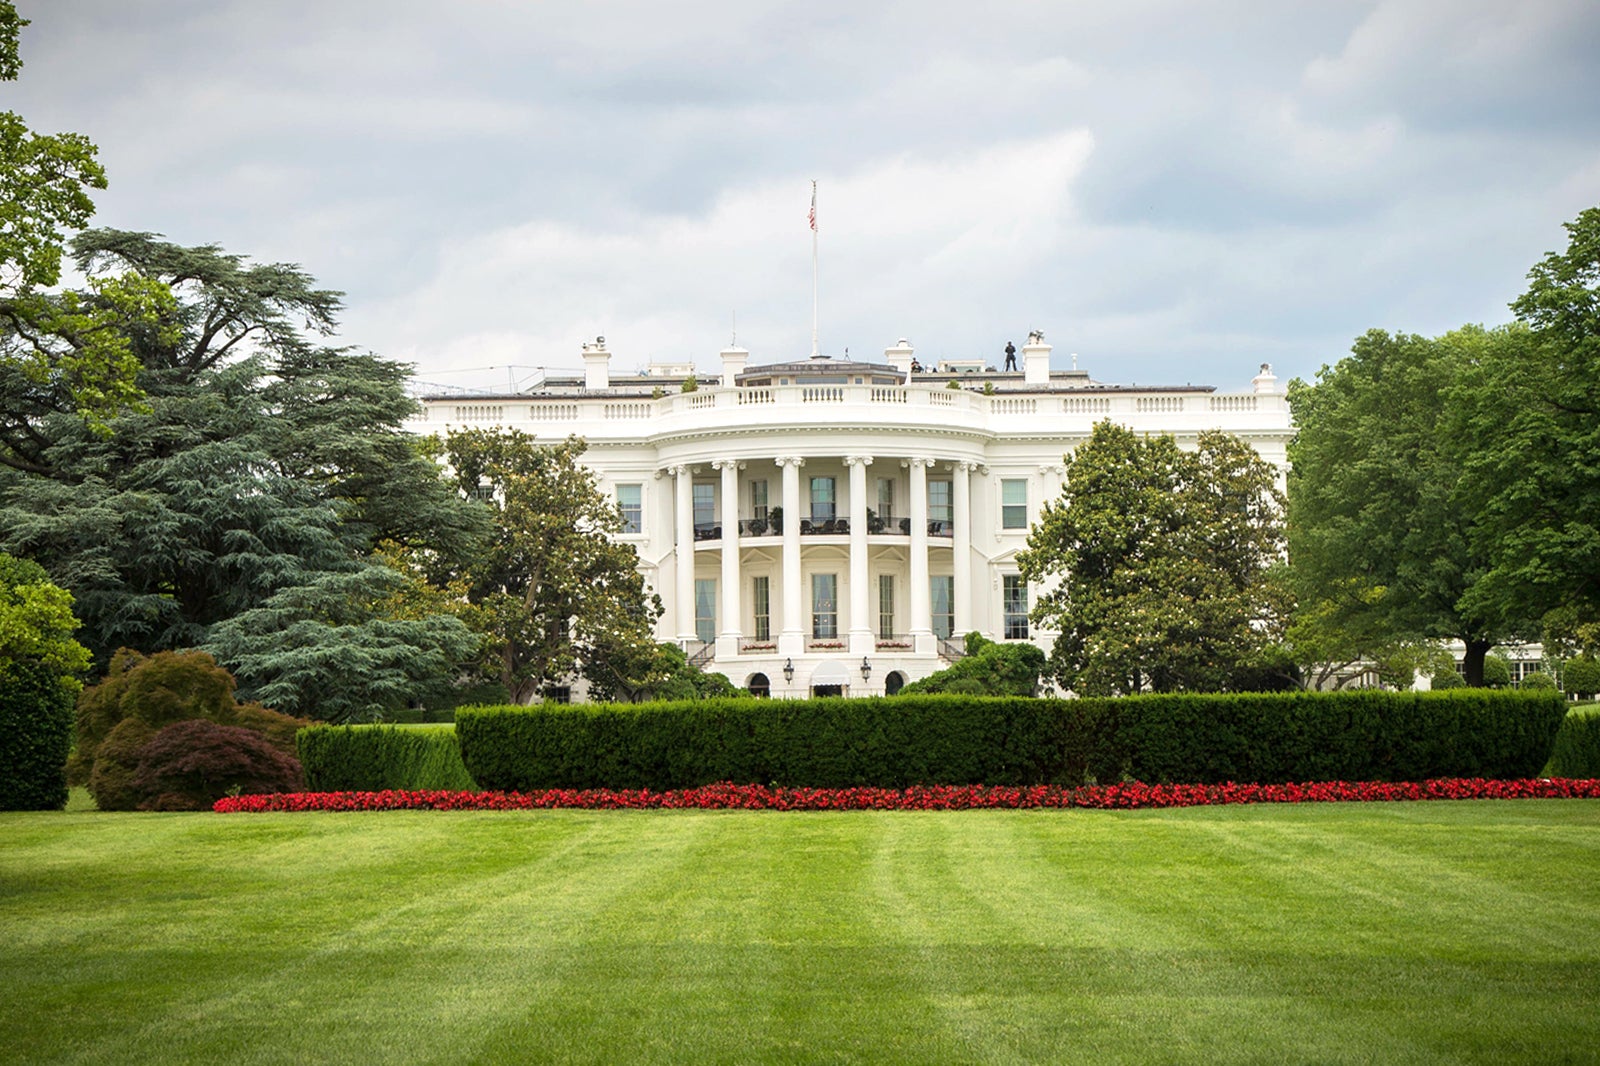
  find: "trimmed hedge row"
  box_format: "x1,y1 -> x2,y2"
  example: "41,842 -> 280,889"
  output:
456,689 -> 1570,791
1545,706 -> 1600,779
0,660 -> 77,811
297,724 -> 477,792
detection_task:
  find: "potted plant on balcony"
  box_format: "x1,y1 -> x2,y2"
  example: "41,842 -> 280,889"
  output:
769,506 -> 783,534
867,507 -> 885,534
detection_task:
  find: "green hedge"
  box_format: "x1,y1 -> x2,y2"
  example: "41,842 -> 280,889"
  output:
297,725 -> 477,792
0,660 -> 77,811
456,689 -> 1569,791
1544,707 -> 1600,779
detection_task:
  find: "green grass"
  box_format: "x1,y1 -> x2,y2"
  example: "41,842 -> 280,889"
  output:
3,801 -> 1599,1065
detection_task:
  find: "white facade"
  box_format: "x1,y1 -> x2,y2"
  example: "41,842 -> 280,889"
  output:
407,339 -> 1292,699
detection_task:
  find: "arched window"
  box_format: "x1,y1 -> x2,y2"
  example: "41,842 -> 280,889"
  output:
747,673 -> 771,698
884,671 -> 906,696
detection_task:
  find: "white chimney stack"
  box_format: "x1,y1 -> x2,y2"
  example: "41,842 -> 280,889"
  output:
720,345 -> 749,384
884,338 -> 914,378
1252,362 -> 1280,395
1022,330 -> 1051,385
582,336 -> 611,390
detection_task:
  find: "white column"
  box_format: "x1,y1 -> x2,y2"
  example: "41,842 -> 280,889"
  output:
672,464 -> 695,643
846,455 -> 873,656
715,460 -> 743,658
908,458 -> 933,654
953,462 -> 975,637
777,456 -> 805,658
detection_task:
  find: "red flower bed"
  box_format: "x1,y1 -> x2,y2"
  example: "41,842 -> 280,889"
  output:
214,777 -> 1600,814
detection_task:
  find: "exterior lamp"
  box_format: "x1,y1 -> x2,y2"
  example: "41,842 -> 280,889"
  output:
783,658 -> 795,683
861,656 -> 872,680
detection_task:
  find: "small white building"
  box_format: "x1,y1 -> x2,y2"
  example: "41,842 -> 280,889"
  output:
407,338 -> 1292,699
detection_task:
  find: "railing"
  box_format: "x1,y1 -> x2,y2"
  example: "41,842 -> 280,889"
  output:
738,517 -> 780,536
937,637 -> 966,663
875,634 -> 914,652
1062,397 -> 1111,415
866,515 -> 912,535
990,398 -> 1037,415
800,517 -> 849,535
1136,396 -> 1184,414
452,404 -> 504,421
927,519 -> 954,538
528,403 -> 579,420
685,640 -> 715,666
693,524 -> 721,542
801,386 -> 845,403
738,638 -> 777,654
604,402 -> 651,420
1209,395 -> 1258,412
806,637 -> 847,653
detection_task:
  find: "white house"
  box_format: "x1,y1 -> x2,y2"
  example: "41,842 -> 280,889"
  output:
406,337 -> 1292,699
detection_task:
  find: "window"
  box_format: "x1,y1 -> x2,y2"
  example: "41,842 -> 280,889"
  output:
752,576 -> 770,641
694,578 -> 716,644
876,478 -> 895,519
750,479 -> 768,521
811,573 -> 838,638
810,476 -> 836,521
931,576 -> 954,639
1003,575 -> 1029,639
878,574 -> 895,639
617,483 -> 641,534
693,482 -> 716,533
1001,478 -> 1027,529
929,479 -> 952,523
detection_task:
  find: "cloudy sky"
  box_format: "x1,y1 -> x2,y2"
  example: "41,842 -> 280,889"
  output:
8,1 -> 1599,392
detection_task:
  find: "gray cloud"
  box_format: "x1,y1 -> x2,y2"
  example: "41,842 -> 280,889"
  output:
7,0 -> 1598,390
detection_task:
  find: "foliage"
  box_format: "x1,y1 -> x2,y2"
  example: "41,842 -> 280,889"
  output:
1450,208 -> 1600,634
1018,421 -> 1287,695
296,724 -> 476,792
1563,656 -> 1600,699
680,373 -> 697,393
582,640 -> 739,704
444,430 -> 662,702
129,719 -> 303,811
1544,707 -> 1600,778
897,632 -> 1045,696
1519,671 -> 1557,691
456,689 -> 1566,792
0,659 -> 75,809
1481,652 -> 1513,689
1429,669 -> 1466,690
72,648 -> 307,810
221,776 -> 1600,813
0,551 -> 88,809
0,235 -> 488,713
1287,327 -> 1522,685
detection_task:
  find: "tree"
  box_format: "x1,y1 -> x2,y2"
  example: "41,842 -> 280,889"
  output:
443,430 -> 663,703
1018,422 -> 1286,695
896,632 -> 1046,696
0,235 -> 489,715
1450,207 -> 1600,640
0,5 -> 167,428
581,641 -> 740,704
0,551 -> 90,809
1286,327 -> 1523,685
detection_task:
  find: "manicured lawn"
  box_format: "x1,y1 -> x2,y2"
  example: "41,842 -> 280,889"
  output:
3,800 -> 1598,1065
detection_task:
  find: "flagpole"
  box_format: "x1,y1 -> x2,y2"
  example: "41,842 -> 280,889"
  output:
809,179 -> 819,358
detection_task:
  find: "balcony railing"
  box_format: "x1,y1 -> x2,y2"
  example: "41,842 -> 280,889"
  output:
704,515 -> 951,540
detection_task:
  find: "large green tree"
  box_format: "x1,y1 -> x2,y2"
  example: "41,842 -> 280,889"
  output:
1018,422 -> 1287,695
1450,208 -> 1600,640
444,430 -> 662,703
0,234 -> 489,719
1287,326 -> 1531,685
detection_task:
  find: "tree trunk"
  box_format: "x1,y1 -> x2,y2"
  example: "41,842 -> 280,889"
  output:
1460,638 -> 1492,687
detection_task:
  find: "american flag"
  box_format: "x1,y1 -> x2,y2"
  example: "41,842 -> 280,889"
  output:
808,183 -> 817,231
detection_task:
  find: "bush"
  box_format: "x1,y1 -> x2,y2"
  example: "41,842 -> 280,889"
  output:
131,720 -> 304,811
1430,669 -> 1466,690
1482,653 -> 1513,688
297,724 -> 477,791
457,689 -> 1569,792
1519,671 -> 1558,691
0,661 -> 78,810
74,649 -> 308,810
1544,708 -> 1600,778
1563,657 -> 1600,700
898,633 -> 1045,696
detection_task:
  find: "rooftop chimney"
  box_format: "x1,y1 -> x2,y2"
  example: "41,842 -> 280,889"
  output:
1022,331 -> 1051,385
884,338 -> 914,377
720,345 -> 749,384
582,336 -> 610,390
1252,362 -> 1280,395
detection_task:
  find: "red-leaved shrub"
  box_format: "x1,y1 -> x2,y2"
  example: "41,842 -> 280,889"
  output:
134,719 -> 304,811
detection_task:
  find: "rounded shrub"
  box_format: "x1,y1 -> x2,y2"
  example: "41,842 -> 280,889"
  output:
1482,653 -> 1513,689
1519,671 -> 1557,691
1430,669 -> 1466,690
131,719 -> 303,810
1563,657 -> 1600,700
